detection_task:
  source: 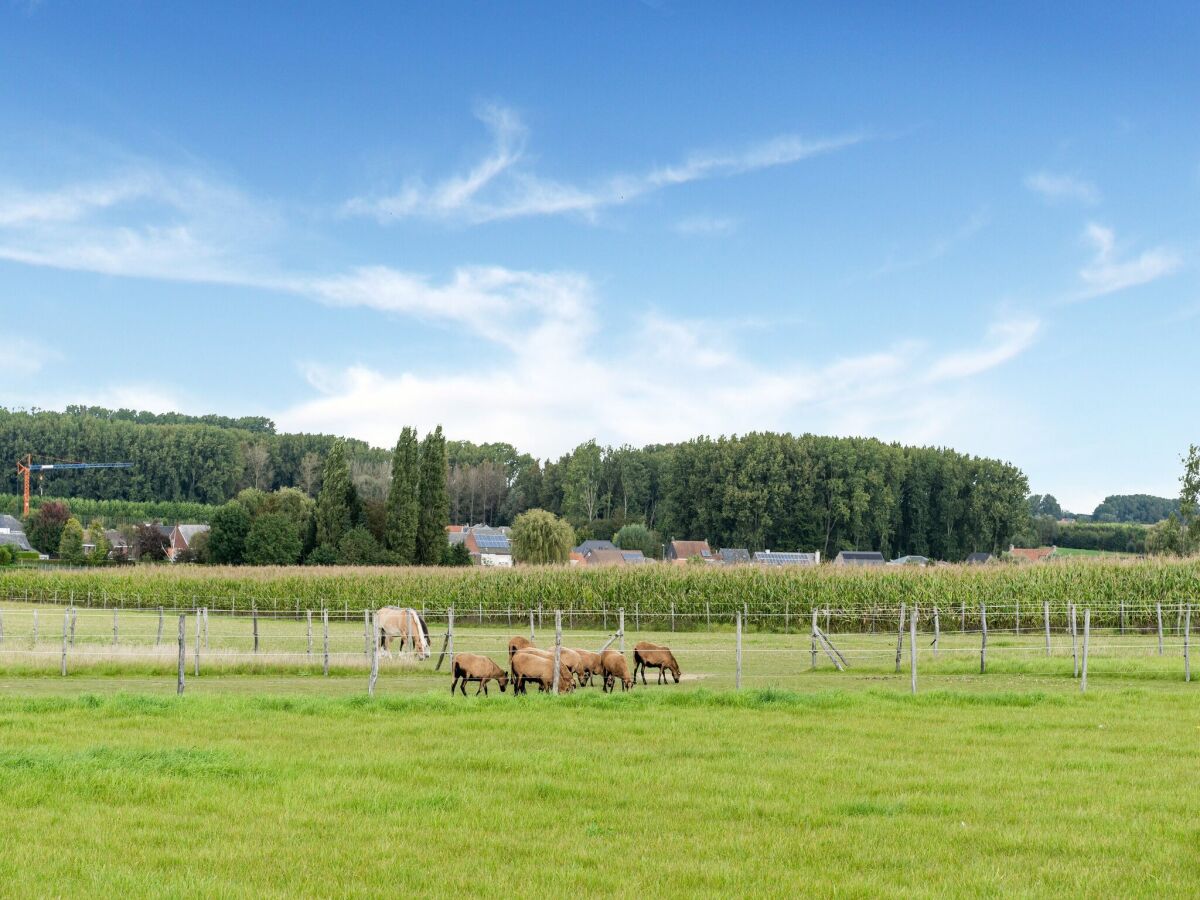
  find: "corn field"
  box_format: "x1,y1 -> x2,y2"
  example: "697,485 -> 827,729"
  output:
1,558 -> 1198,629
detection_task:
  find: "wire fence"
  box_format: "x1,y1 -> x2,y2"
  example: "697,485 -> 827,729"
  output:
0,591 -> 1197,697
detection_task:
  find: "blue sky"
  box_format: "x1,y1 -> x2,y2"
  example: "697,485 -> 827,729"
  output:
1,2 -> 1197,513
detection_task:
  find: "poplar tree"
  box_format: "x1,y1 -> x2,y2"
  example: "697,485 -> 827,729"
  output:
384,426 -> 421,564
415,426 -> 449,565
315,439 -> 354,550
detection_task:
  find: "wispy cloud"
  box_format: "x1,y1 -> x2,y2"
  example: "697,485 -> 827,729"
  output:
858,208 -> 989,280
926,316 -> 1041,382
1025,171 -> 1100,205
1076,222 -> 1181,299
343,105 -> 865,225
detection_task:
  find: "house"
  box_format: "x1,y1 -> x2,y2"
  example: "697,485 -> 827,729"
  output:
1007,545 -> 1057,563
965,552 -> 992,565
582,547 -> 649,567
833,550 -> 886,567
888,555 -> 930,567
0,514 -> 33,553
719,548 -> 752,565
102,529 -> 130,560
466,529 -> 512,564
573,539 -> 617,556
446,525 -> 469,547
161,524 -> 209,562
666,540 -> 713,563
755,551 -> 820,567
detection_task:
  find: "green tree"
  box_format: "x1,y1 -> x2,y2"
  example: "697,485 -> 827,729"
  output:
242,512 -> 303,565
613,522 -> 660,558
86,521 -> 111,564
337,526 -> 384,565
443,542 -> 472,567
315,439 -> 354,551
208,502 -> 251,564
1181,444 -> 1200,549
415,426 -> 449,565
511,508 -> 575,564
58,517 -> 86,564
1146,514 -> 1189,557
384,426 -> 420,563
25,500 -> 71,555
562,440 -> 603,523
133,522 -> 170,561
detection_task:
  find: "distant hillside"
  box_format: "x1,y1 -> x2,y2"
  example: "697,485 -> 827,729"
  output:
1091,494 -> 1180,524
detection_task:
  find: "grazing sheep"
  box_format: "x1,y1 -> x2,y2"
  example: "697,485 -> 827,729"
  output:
451,653 -> 509,696
633,641 -> 681,685
508,635 -> 534,661
569,648 -> 604,686
517,647 -> 586,686
600,650 -> 633,693
511,649 -> 574,694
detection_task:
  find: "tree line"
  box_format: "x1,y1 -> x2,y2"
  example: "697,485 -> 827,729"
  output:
3,406 -> 1033,560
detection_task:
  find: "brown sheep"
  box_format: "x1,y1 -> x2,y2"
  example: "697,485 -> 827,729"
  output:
511,649 -> 574,694
508,635 -> 534,662
633,641 -> 681,685
569,648 -> 604,687
600,650 -> 633,693
517,647 -> 586,686
451,653 -> 509,696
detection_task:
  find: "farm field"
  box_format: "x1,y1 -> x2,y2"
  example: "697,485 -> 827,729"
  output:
1,682 -> 1199,897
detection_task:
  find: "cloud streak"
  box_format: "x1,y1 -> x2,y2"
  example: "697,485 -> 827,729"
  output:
1025,171 -> 1100,205
1076,222 -> 1181,299
344,105 -> 865,224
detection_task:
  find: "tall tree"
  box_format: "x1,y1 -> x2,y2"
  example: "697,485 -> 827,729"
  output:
315,439 -> 354,550
415,426 -> 449,565
384,426 -> 420,563
58,517 -> 86,564
563,440 -> 603,523
208,502 -> 251,564
511,509 -> 575,564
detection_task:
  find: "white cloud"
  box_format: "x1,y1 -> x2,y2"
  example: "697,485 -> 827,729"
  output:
344,105 -> 864,224
1025,171 -> 1100,205
925,316 -> 1041,381
5,337 -> 60,377
858,208 -> 989,280
1076,222 -> 1181,299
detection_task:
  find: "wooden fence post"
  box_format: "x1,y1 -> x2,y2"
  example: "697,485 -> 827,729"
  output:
322,608 -> 330,676
744,602 -> 749,633
735,611 -> 742,690
32,609 -> 38,646
825,606 -> 830,635
529,609 -> 535,641
910,604 -> 918,694
253,605 -> 260,653
112,608 -> 119,648
1185,603 -> 1192,684
811,608 -> 818,669
618,607 -> 625,653
894,604 -> 906,674
784,601 -> 788,634
1119,600 -> 1125,636
1015,599 -> 1020,636
933,606 -> 940,658
479,602 -> 483,625
1080,608 -> 1090,693
157,606 -> 164,645
362,608 -> 370,659
194,608 -> 201,676
60,608 -> 69,677
1156,602 -> 1164,656
552,610 -> 563,694
706,601 -> 712,631
203,608 -> 209,650
960,600 -> 966,632
306,610 -> 313,657
1070,603 -> 1078,678
1043,601 -> 1051,657
635,601 -> 640,631
980,603 -> 988,674
177,614 -> 186,695
447,607 -> 455,667
670,602 -> 675,632
368,612 -> 379,697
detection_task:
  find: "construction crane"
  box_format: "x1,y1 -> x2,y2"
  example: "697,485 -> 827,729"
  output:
16,455 -> 133,517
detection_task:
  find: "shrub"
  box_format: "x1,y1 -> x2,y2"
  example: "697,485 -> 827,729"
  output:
243,513 -> 303,566
337,527 -> 384,565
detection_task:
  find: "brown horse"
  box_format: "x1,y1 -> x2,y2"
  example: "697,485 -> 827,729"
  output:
376,607 -> 431,659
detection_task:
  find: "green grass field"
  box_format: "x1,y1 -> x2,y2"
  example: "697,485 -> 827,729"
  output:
1,684 -> 1198,897
2,600 -> 1199,896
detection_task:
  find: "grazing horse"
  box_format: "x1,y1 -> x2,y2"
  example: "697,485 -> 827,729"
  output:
376,607 -> 431,659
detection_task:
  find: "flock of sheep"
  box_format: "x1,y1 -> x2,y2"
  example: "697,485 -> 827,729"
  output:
450,638 -> 681,696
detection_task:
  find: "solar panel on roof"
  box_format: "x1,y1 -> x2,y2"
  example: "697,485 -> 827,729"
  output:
475,534 -> 510,549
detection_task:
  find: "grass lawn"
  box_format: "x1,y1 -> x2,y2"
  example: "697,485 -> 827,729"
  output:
1,680 -> 1199,897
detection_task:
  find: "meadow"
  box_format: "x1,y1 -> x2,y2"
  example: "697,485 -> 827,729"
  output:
1,682 -> 1198,897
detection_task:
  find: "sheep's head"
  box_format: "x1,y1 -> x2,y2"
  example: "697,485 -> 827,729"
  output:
497,672 -> 509,692
670,659 -> 681,680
